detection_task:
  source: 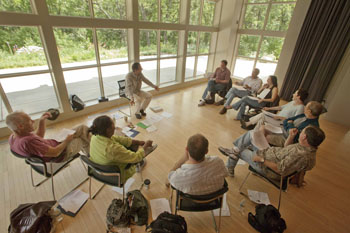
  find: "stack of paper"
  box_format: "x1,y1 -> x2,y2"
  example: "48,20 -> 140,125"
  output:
53,128 -> 76,142
146,125 -> 157,133
150,198 -> 171,220
161,112 -> 173,118
58,190 -> 89,216
251,130 -> 270,150
122,127 -> 140,138
264,123 -> 283,134
150,106 -> 163,113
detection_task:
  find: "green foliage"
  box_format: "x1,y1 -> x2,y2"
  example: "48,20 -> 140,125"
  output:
199,32 -> 211,54
139,0 -> 158,22
190,0 -> 201,25
266,3 -> 295,31
243,4 -> 268,30
238,34 -> 260,58
259,36 -> 284,61
46,0 -> 90,17
93,0 -> 126,19
202,0 -> 215,26
160,30 -> 178,56
0,0 -> 31,13
161,0 -> 180,23
187,31 -> 198,55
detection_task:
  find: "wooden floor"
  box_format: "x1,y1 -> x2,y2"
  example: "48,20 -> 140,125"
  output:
1,83 -> 350,233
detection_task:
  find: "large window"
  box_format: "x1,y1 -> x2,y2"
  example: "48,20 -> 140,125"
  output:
186,31 -> 211,80
0,0 -> 220,124
232,0 -> 295,81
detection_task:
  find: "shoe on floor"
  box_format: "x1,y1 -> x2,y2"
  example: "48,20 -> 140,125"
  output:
218,146 -> 239,160
205,98 -> 214,104
145,144 -> 158,156
140,109 -> 147,116
214,99 -> 225,106
219,107 -> 227,114
227,167 -> 235,177
135,113 -> 142,119
198,99 -> 206,107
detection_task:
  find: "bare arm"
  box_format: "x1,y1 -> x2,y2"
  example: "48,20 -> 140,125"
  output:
253,155 -> 279,173
284,128 -> 298,147
45,134 -> 74,157
35,112 -> 51,138
170,152 -> 189,172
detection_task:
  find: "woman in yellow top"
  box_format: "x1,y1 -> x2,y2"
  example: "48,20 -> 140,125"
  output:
89,115 -> 155,183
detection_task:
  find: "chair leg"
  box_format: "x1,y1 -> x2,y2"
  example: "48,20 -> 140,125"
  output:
51,164 -> 56,201
211,210 -> 218,233
239,171 -> 251,197
278,176 -> 283,210
30,167 -> 49,187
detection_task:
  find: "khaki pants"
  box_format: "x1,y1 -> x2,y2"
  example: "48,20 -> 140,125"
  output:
133,90 -> 152,114
63,125 -> 90,161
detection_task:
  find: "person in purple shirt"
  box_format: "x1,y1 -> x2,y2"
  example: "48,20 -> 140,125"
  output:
198,60 -> 231,106
6,111 -> 90,162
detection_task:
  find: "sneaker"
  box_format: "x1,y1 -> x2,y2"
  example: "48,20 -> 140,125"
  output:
227,167 -> 235,177
198,99 -> 206,107
140,109 -> 147,116
135,113 -> 142,119
218,146 -> 239,160
219,107 -> 227,114
240,119 -> 254,130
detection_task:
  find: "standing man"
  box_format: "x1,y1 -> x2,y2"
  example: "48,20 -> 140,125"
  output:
125,62 -> 159,119
220,68 -> 262,112
198,60 -> 231,106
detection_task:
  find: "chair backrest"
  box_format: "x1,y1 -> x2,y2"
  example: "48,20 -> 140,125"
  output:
80,155 -> 123,187
175,180 -> 228,212
117,80 -> 128,99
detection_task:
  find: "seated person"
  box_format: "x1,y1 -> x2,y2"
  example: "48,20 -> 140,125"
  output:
219,125 -> 325,178
6,111 -> 90,162
168,134 -> 228,195
125,62 -> 159,119
241,89 -> 308,130
198,60 -> 231,106
221,68 -> 262,109
220,75 -> 279,120
266,101 -> 323,147
89,115 -> 156,183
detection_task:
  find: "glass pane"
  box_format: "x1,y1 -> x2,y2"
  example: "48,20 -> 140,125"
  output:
46,0 -> 90,17
259,36 -> 284,61
93,0 -> 126,19
242,4 -> 268,30
238,34 -> 260,58
187,31 -> 198,55
63,68 -> 100,103
256,60 -> 277,82
160,31 -> 178,58
139,0 -> 158,22
202,0 -> 215,26
199,32 -> 211,54
140,60 -> 157,85
196,55 -> 208,76
190,0 -> 201,25
185,56 -> 195,79
233,58 -> 254,78
160,59 -> 177,84
0,26 -> 49,75
101,64 -> 129,99
266,3 -> 295,31
273,0 -> 296,2
97,29 -> 128,63
161,0 -> 180,23
54,28 -> 96,68
0,0 -> 32,13
0,94 -> 9,122
0,73 -> 59,114
139,30 -> 157,59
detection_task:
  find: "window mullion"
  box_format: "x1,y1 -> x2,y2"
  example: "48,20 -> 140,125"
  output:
0,83 -> 13,113
157,30 -> 161,86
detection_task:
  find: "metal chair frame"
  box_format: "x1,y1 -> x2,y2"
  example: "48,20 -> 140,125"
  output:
171,181 -> 228,233
238,166 -> 297,210
117,80 -> 132,117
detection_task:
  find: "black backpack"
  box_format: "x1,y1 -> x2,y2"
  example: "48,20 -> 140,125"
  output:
69,94 -> 85,112
146,211 -> 187,233
248,204 -> 286,233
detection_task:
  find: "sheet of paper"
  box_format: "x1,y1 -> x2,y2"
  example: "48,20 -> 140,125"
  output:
150,198 -> 171,220
112,112 -> 124,120
248,190 -> 270,205
265,116 -> 283,127
53,128 -> 76,142
233,85 -> 246,91
251,130 -> 270,150
122,126 -> 132,133
58,190 -> 89,214
136,122 -> 149,129
112,178 -> 135,195
146,125 -> 157,133
257,88 -> 270,99
161,112 -> 173,118
147,114 -> 163,124
213,193 -> 230,216
150,106 -> 163,113
141,119 -> 152,127
115,228 -> 131,233
264,123 -> 283,134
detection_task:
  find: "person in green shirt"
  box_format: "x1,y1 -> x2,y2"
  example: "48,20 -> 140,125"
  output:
89,115 -> 156,183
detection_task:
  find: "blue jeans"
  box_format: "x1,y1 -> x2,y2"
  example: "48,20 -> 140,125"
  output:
232,96 -> 262,120
224,87 -> 250,107
226,131 -> 264,173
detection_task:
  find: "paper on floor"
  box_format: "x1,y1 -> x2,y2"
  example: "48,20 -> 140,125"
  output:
161,112 -> 173,118
58,190 -> 89,214
146,125 -> 157,133
248,190 -> 270,205
53,128 -> 76,142
150,198 -> 171,220
112,178 -> 135,195
213,193 -> 230,216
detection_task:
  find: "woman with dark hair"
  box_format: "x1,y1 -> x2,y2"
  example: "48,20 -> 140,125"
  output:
220,75 -> 279,120
89,115 -> 156,182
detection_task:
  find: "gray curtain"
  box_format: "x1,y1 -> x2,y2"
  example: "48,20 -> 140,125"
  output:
280,0 -> 350,102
